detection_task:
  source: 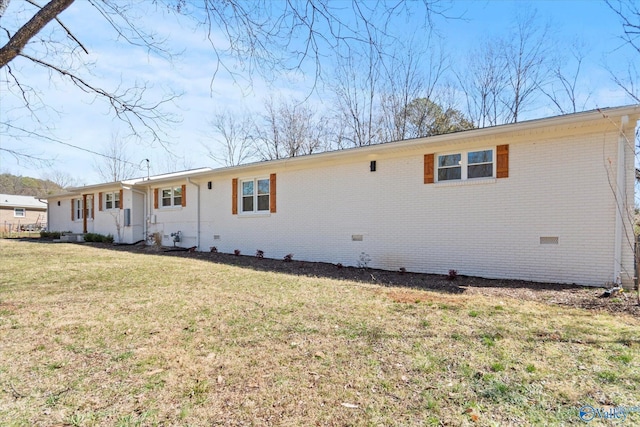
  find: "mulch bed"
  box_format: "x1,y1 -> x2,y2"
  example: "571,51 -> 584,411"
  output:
88,241 -> 640,317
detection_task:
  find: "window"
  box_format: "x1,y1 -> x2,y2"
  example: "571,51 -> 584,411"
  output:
241,178 -> 270,213
85,195 -> 93,220
437,149 -> 494,182
14,208 -> 25,217
75,199 -> 83,220
105,192 -> 120,210
161,187 -> 182,207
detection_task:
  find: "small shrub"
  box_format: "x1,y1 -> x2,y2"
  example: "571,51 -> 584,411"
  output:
336,263 -> 343,269
283,253 -> 293,262
447,269 -> 458,280
399,267 -> 406,275
40,230 -> 61,239
256,250 -> 264,258
234,249 -> 241,256
84,233 -> 113,243
357,252 -> 371,269
210,246 -> 218,253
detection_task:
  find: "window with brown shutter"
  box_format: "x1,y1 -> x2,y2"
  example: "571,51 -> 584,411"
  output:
424,154 -> 434,184
270,173 -> 276,213
496,144 -> 509,178
232,178 -> 238,215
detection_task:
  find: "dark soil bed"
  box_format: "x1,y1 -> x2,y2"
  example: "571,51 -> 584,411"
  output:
94,241 -> 640,316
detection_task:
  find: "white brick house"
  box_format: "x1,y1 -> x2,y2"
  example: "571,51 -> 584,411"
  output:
48,106 -> 640,287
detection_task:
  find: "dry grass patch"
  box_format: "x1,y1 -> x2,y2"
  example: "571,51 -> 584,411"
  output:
1,239 -> 639,426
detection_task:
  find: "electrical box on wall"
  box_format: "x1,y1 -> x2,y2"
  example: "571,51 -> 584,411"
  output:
148,214 -> 156,224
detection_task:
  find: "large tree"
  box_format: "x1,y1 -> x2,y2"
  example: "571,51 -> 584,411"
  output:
1,0 -> 442,162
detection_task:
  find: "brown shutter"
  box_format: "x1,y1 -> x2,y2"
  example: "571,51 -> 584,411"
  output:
496,144 -> 509,179
119,189 -> 123,209
153,188 -> 159,209
232,178 -> 238,215
181,184 -> 187,207
98,192 -> 103,211
270,173 -> 277,213
91,194 -> 95,219
71,198 -> 74,220
424,154 -> 435,184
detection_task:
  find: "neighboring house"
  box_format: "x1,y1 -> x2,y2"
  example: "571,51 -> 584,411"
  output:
47,106 -> 640,288
0,194 -> 48,232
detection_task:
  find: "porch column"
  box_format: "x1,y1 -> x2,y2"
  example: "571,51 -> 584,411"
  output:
82,194 -> 88,233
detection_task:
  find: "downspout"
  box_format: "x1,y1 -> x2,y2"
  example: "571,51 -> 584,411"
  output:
187,177 -> 201,250
613,115 -> 628,284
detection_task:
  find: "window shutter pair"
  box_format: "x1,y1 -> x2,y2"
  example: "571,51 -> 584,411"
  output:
152,185 -> 187,208
423,144 -> 509,183
232,174 -> 276,214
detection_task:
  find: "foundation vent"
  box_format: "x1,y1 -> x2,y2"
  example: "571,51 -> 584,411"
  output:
540,236 -> 559,245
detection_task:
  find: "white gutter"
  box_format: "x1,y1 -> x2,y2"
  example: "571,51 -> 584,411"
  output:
187,177 -> 201,249
613,115 -> 629,283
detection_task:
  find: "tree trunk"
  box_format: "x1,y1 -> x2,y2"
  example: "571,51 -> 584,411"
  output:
0,0 -> 75,68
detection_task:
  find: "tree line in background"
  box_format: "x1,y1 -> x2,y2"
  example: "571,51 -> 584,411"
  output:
1,0 -> 639,178
0,173 -> 66,196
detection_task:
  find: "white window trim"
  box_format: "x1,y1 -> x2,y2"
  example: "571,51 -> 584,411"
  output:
239,177 -> 270,215
74,199 -> 83,221
86,195 -> 94,221
104,192 -> 120,210
14,208 -> 26,218
160,186 -> 182,209
436,147 -> 495,183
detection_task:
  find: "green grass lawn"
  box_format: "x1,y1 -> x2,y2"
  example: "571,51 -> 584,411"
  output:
0,240 -> 638,426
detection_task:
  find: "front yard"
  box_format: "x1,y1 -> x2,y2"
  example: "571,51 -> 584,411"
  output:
0,239 -> 638,426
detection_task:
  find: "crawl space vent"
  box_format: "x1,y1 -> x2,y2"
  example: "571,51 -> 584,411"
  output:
540,236 -> 559,245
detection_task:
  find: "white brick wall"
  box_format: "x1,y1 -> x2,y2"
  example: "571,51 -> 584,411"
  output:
198,122 -> 635,287
47,110 -> 638,288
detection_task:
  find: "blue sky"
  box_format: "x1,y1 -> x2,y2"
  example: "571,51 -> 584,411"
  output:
0,0 -> 637,186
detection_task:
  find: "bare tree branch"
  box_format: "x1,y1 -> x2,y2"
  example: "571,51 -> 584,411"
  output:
0,0 -> 75,68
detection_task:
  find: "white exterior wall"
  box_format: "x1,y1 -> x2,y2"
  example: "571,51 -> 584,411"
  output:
147,181 -> 199,248
198,121 -> 635,287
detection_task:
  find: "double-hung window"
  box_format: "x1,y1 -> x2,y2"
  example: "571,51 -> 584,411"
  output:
161,187 -> 182,207
241,178 -> 270,213
14,208 -> 25,217
437,149 -> 494,182
105,192 -> 120,210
